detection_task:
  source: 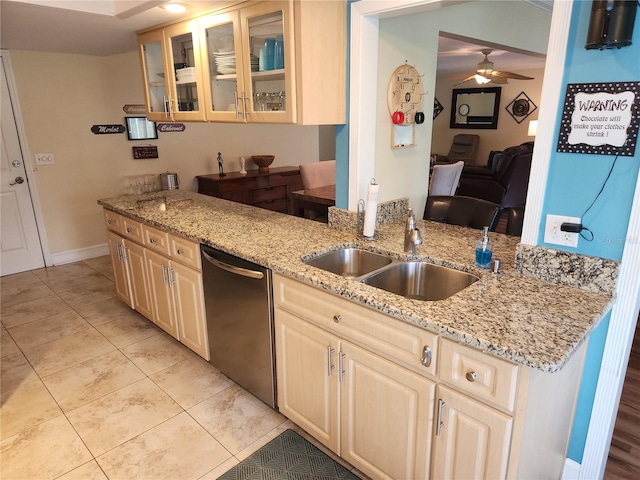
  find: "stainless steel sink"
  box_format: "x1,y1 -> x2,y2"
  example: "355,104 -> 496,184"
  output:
304,248 -> 393,279
361,262 -> 479,301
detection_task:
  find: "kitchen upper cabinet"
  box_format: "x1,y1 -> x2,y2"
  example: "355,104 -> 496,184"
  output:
138,20 -> 206,122
138,0 -> 345,124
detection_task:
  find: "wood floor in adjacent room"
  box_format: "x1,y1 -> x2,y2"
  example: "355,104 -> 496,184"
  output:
605,316 -> 640,479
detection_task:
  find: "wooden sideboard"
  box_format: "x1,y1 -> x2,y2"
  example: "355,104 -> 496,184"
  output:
197,167 -> 304,214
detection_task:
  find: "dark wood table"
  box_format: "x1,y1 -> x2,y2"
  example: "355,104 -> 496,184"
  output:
291,185 -> 336,220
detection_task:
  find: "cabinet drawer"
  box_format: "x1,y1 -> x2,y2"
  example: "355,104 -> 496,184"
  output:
104,209 -> 124,235
251,186 -> 287,203
273,274 -> 438,377
253,198 -> 288,212
220,191 -> 251,204
438,337 -> 519,412
122,218 -> 144,244
268,172 -> 302,188
169,235 -> 201,270
217,176 -> 268,192
142,224 -> 170,255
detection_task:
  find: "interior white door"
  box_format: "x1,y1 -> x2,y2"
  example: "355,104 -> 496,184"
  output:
1,56 -> 44,276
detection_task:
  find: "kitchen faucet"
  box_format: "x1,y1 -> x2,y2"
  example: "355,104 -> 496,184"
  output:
404,208 -> 423,254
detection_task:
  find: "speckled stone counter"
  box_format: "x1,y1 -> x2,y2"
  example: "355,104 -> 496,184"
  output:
98,190 -> 615,374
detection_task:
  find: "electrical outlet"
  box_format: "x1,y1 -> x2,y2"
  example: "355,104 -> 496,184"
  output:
544,214 -> 581,247
35,153 -> 55,165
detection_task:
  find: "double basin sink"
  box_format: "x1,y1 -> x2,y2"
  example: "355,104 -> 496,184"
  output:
304,248 -> 479,301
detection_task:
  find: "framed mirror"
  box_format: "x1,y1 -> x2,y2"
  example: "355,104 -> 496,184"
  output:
125,117 -> 157,140
450,87 -> 501,129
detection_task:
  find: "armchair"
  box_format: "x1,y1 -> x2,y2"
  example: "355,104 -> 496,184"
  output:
456,142 -> 533,208
434,134 -> 480,165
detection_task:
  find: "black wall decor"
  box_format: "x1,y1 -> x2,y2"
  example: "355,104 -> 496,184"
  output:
557,81 -> 639,156
586,0 -> 637,50
505,92 -> 537,124
433,97 -> 444,119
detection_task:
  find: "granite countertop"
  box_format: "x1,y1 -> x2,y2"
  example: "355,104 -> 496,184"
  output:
98,190 -> 615,373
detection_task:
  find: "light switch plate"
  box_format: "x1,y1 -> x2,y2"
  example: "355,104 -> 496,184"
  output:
544,214 -> 581,247
35,153 -> 55,165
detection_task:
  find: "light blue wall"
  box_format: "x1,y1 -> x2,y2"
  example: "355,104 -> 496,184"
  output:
539,1 -> 640,463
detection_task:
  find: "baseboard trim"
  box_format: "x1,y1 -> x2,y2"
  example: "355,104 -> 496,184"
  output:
562,458 -> 580,479
50,244 -> 109,265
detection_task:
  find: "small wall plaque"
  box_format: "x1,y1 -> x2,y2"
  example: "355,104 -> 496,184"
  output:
157,123 -> 186,132
123,104 -> 146,114
91,124 -> 125,134
132,146 -> 159,159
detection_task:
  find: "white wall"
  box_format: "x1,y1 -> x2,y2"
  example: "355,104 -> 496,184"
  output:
10,50 -> 324,257
432,67 -> 545,164
373,1 -> 550,214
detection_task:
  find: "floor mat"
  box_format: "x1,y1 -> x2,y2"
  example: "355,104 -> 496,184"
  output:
218,429 -> 360,479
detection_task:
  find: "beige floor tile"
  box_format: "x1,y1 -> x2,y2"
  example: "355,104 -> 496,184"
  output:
1,351 -> 40,392
200,456 -> 239,480
0,326 -> 20,358
57,460 -> 108,480
150,356 -> 234,409
0,415 -> 93,479
32,262 -> 101,285
8,310 -> 91,350
41,350 -> 146,412
66,377 -> 182,456
75,297 -> 139,327
188,384 -> 286,455
0,273 -> 55,309
47,273 -> 115,296
83,255 -> 115,282
23,328 -> 116,377
56,281 -> 117,309
0,295 -> 73,329
97,412 -> 232,480
0,380 -> 63,440
93,312 -> 162,348
121,333 -> 196,376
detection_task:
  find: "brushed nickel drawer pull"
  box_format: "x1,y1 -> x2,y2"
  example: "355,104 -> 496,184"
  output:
327,346 -> 335,376
466,371 -> 477,382
149,238 -> 156,243
436,399 -> 446,436
177,248 -> 184,255
333,314 -> 342,323
420,345 -> 432,367
126,227 -> 133,233
107,219 -> 114,224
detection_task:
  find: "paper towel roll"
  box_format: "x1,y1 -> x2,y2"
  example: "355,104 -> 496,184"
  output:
363,182 -> 379,238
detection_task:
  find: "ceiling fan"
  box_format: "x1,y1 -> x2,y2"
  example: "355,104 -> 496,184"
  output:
456,49 -> 534,85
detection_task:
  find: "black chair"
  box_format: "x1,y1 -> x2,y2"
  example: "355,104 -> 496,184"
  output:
423,195 -> 501,231
505,205 -> 525,236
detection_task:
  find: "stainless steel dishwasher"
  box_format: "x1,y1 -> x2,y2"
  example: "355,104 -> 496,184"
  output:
200,245 -> 276,408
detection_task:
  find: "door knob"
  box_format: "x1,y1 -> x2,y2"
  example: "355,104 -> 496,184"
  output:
9,176 -> 24,185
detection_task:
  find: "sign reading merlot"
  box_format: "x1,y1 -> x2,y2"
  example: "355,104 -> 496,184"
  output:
557,82 -> 639,156
91,124 -> 126,135
157,123 -> 186,133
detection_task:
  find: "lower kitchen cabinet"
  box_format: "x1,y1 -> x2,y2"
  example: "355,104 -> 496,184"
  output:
432,385 -> 512,480
104,208 -> 209,360
275,305 -> 434,480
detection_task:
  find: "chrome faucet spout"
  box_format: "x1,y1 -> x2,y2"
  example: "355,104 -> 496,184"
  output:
404,208 -> 423,254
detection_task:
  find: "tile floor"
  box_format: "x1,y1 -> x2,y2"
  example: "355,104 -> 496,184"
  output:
1,256 -> 364,479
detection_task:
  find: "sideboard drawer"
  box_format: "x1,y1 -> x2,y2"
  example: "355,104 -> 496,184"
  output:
439,337 -> 519,412
251,186 -> 287,203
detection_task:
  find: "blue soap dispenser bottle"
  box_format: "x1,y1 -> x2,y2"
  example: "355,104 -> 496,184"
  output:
475,226 -> 493,269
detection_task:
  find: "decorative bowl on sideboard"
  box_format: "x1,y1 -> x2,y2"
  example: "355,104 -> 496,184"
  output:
251,155 -> 275,173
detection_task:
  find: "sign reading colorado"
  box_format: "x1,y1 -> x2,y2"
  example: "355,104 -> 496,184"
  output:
568,91 -> 635,147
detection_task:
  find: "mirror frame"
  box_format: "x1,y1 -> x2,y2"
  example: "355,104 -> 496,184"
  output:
125,117 -> 158,141
450,87 -> 501,129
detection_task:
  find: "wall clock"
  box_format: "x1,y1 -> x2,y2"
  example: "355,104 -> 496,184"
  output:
458,103 -> 470,116
387,64 -> 425,126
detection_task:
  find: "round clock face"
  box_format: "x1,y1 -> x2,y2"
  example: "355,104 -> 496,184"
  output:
387,64 -> 424,126
458,104 -> 470,116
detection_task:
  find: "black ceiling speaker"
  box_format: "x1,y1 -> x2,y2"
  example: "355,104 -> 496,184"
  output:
585,0 -> 638,50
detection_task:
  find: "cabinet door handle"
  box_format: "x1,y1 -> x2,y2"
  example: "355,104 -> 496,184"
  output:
115,242 -> 122,261
339,352 -> 346,383
420,345 -> 432,367
436,399 -> 446,436
333,314 -> 342,323
327,346 -> 335,377
465,371 -> 477,382
234,90 -> 240,119
161,264 -> 167,285
242,92 -> 248,120
168,266 -> 175,287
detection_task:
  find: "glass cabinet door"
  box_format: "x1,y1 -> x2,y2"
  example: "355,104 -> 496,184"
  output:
240,1 -> 294,123
139,29 -> 170,120
164,20 -> 206,121
200,11 -> 244,122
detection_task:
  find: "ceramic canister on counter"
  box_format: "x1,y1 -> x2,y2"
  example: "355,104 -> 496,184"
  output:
160,172 -> 179,190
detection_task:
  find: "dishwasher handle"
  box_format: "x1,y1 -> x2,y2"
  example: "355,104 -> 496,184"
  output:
202,250 -> 264,280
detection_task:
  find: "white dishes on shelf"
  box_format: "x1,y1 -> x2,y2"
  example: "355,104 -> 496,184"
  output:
176,66 -> 196,83
211,52 -> 260,75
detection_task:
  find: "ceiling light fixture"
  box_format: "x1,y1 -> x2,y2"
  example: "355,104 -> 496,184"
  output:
474,74 -> 491,84
162,2 -> 188,13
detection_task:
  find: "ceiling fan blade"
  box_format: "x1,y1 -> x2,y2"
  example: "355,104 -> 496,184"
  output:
453,74 -> 479,85
490,70 -> 534,80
